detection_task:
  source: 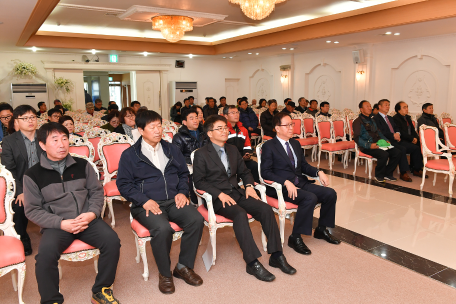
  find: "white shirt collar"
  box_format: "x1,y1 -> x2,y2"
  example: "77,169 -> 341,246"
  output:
276,136 -> 289,146
142,138 -> 161,153
379,112 -> 388,119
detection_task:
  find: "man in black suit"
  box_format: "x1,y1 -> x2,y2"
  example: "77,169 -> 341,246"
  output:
374,99 -> 419,182
193,115 -> 295,282
261,112 -> 340,256
1,105 -> 43,255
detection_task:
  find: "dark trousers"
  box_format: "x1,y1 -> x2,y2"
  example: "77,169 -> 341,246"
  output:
188,174 -> 198,205
245,160 -> 260,184
12,201 -> 29,241
133,199 -> 204,277
35,219 -> 120,304
266,182 -> 337,236
361,147 -> 402,178
395,140 -> 423,172
210,189 -> 282,264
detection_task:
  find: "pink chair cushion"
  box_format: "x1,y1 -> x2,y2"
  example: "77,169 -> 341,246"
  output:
103,143 -> 131,174
104,181 -> 120,197
303,119 -> 314,134
88,137 -> 101,162
251,133 -> 259,137
131,219 -> 182,238
343,141 -> 356,149
425,159 -> 456,171
321,142 -> 350,152
296,137 -> 318,146
0,236 -> 25,268
263,135 -> 273,141
69,146 -> 90,158
197,205 -> 252,223
63,239 -> 95,254
266,196 -> 298,210
359,151 -> 374,158
0,177 -> 7,224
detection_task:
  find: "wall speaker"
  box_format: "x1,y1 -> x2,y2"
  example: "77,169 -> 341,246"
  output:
352,50 -> 364,64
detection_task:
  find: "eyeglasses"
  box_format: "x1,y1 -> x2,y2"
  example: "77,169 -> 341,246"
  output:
278,123 -> 295,128
125,114 -> 136,119
0,115 -> 12,120
51,114 -> 61,118
210,126 -> 229,132
228,111 -> 239,115
16,116 -> 37,122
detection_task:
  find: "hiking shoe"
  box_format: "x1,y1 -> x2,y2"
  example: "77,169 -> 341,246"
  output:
92,287 -> 120,304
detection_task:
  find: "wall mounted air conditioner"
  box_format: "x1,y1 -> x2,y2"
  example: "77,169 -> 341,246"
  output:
11,83 -> 48,109
169,81 -> 198,106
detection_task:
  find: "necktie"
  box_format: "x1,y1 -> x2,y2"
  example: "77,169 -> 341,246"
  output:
220,148 -> 228,173
385,116 -> 394,134
285,142 -> 299,185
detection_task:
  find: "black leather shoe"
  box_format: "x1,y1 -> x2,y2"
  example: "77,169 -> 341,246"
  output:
246,261 -> 275,282
269,255 -> 296,275
314,228 -> 341,245
22,238 -> 32,256
288,235 -> 311,255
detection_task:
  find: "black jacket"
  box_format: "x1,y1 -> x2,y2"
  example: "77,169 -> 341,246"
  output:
203,106 -> 218,119
180,105 -> 192,120
373,113 -> 399,143
296,106 -> 307,114
193,143 -> 254,212
1,131 -> 43,196
172,125 -> 208,164
260,110 -> 278,137
417,112 -> 444,139
393,113 -> 419,143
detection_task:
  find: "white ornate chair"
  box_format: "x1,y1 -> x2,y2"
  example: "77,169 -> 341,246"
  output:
444,123 -> 456,152
439,112 -> 452,128
316,116 -> 349,170
58,154 -> 101,279
190,150 -> 267,266
98,133 -> 134,228
291,117 -> 318,163
74,123 -> 89,136
85,127 -> 111,179
419,125 -> 455,196
301,113 -> 319,162
69,134 -> 95,162
0,165 -> 25,304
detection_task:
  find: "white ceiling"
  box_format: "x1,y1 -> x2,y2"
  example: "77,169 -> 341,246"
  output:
0,0 -> 38,49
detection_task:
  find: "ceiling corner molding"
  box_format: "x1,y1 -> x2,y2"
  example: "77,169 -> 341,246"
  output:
117,5 -> 228,21
17,0 -> 60,46
43,61 -> 172,71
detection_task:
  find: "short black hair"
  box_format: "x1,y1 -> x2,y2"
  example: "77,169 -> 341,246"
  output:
183,108 -> 198,121
273,112 -> 291,128
48,108 -> 62,117
108,104 -> 119,111
38,101 -> 46,108
95,98 -> 102,104
13,105 -> 36,119
220,96 -> 226,101
59,115 -> 74,125
422,103 -> 433,111
373,103 -> 379,110
192,105 -> 203,113
203,115 -> 227,133
223,105 -> 237,115
184,98 -> 190,104
54,99 -> 61,105
284,98 -> 291,104
240,99 -> 248,105
105,110 -> 120,122
188,96 -> 194,100
310,99 -> 318,106
395,101 -> 406,113
298,97 -> 307,103
174,101 -> 182,108
54,105 -> 65,113
320,101 -> 329,108
378,99 -> 390,107
131,101 -> 140,107
109,101 -> 116,105
135,110 -> 162,130
268,99 -> 277,106
0,103 -> 13,113
37,122 -> 69,144
359,100 -> 369,109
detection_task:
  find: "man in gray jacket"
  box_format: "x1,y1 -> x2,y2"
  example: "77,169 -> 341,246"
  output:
23,122 -> 121,304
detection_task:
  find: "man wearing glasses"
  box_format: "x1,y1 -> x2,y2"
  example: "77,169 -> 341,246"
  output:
48,108 -> 63,123
261,112 -> 340,256
193,115 -> 296,282
0,103 -> 13,141
1,105 -> 42,256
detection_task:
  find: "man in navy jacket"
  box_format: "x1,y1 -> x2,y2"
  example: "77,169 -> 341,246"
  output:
239,99 -> 260,137
261,112 -> 340,256
117,110 -> 204,295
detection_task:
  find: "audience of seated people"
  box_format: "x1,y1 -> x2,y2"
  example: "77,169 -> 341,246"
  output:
37,101 -> 47,117
417,102 -> 445,142
113,107 -> 137,139
54,99 -> 67,112
218,96 -> 227,109
59,115 -> 82,137
306,99 -> 319,117
180,98 -> 192,119
260,99 -> 279,138
48,108 -> 63,123
86,102 -> 95,116
281,101 -> 296,114
170,101 -> 183,124
239,98 -> 261,137
101,110 -> 121,132
193,115 -> 296,282
131,100 -> 141,113
193,105 -> 205,125
295,97 -> 308,113
372,103 -> 379,115
203,97 -> 218,119
318,101 -> 332,118
0,103 -> 13,141
257,98 -> 267,109
94,98 -> 107,112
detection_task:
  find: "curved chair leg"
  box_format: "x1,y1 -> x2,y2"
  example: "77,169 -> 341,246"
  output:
328,153 -> 333,170
279,213 -> 286,246
317,150 -> 321,168
107,198 -> 115,228
94,257 -> 99,273
433,173 -> 437,186
138,238 -> 149,281
448,174 -> 454,196
17,264 -> 26,304
420,168 -> 427,190
353,156 -> 358,176
101,197 -> 107,219
368,160 -> 373,180
134,234 -> 140,263
11,270 -> 17,291
261,230 -> 267,252
209,227 -> 217,266
58,261 -> 62,280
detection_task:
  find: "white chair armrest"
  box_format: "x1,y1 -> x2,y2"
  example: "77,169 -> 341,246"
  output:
194,189 -> 216,227
303,174 -> 321,185
187,164 -> 193,175
254,184 -> 267,203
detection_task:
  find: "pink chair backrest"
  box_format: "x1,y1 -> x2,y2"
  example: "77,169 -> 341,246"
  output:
166,132 -> 174,139
303,118 -> 314,135
412,121 -> 416,129
348,119 -> 354,136
88,137 -> 101,162
448,125 -> 456,147
333,120 -> 345,138
103,143 -> 131,174
292,119 -> 301,136
0,177 -> 6,224
69,146 -> 90,158
422,128 -> 438,154
77,132 -> 85,136
442,118 -> 452,125
318,121 -> 332,140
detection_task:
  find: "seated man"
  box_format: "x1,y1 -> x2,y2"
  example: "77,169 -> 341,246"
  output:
353,100 -> 401,182
172,108 -> 208,204
417,102 -> 445,142
295,97 -> 308,113
37,101 -> 47,117
281,101 -> 296,114
117,110 -> 204,294
86,102 -> 95,116
305,100 -> 319,117
0,103 -> 13,141
131,100 -> 141,112
203,97 -> 218,119
180,98 -> 192,120
23,122 -> 121,304
223,105 -> 260,183
318,101 -> 332,118
374,99 -> 420,182
239,99 -> 261,137
393,101 -> 426,177
193,115 -> 295,282
94,98 -> 108,112
372,103 -> 379,115
218,96 -> 227,109
48,108 -> 62,123
260,99 -> 278,138
261,112 -> 340,255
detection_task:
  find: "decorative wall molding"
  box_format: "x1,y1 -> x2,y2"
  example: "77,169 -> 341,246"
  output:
43,61 -> 172,71
249,69 -> 273,102
406,71 -> 433,105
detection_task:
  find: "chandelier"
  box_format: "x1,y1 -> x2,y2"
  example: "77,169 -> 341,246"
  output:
152,15 -> 193,43
229,0 -> 287,20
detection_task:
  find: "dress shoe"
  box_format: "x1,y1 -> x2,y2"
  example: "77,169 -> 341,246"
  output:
384,176 -> 398,182
413,170 -> 429,178
158,273 -> 175,294
22,238 -> 32,256
314,228 -> 341,245
400,173 -> 412,182
374,176 -> 385,183
288,235 -> 311,255
269,255 -> 296,275
246,261 -> 275,282
173,265 -> 203,286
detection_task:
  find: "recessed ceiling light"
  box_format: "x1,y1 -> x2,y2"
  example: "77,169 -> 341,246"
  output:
91,49 -> 97,54
326,40 -> 331,43
289,48 -> 294,51
282,48 -> 287,50
31,46 -> 37,52
229,57 -> 233,59
334,41 -> 339,44
189,54 -> 194,58
223,57 -> 226,59
394,33 -> 400,36
385,32 -> 392,35
142,52 -> 148,56
248,53 -> 252,55
256,53 -> 259,55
